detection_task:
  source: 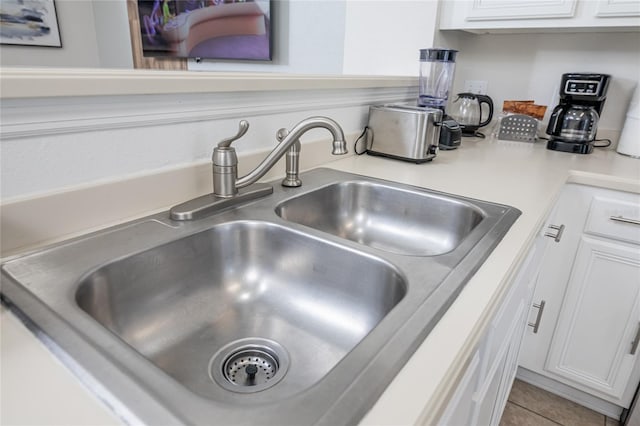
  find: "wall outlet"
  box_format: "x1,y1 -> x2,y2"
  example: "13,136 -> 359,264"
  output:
464,80 -> 488,95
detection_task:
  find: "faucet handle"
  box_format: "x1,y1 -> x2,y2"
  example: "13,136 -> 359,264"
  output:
218,120 -> 249,148
276,128 -> 288,141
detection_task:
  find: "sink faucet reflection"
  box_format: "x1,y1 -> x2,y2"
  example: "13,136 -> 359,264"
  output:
170,116 -> 348,221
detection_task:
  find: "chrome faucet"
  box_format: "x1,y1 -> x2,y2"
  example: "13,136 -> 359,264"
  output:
213,116 -> 347,197
170,116 -> 347,221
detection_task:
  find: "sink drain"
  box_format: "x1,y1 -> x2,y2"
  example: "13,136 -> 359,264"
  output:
209,338 -> 289,393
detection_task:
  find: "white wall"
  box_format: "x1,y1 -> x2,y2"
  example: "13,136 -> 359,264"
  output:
0,0 -> 133,69
92,0 -> 134,68
191,0 -> 439,76
436,30 -> 640,132
3,2 -> 639,200
0,85 -> 416,200
342,0 -> 438,76
0,0 -> 103,68
0,0 -> 437,75
189,0 -> 347,74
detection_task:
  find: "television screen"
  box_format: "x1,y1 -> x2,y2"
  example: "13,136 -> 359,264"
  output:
137,0 -> 271,61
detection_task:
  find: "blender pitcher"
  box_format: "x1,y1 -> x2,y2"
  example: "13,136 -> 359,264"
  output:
418,48 -> 458,110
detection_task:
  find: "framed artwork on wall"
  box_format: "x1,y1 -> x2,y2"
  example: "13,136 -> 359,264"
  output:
0,0 -> 62,47
137,0 -> 272,61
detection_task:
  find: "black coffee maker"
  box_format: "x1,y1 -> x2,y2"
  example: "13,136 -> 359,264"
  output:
546,73 -> 610,154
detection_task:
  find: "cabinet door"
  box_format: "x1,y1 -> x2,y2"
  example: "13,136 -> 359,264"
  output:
464,0 -> 577,21
439,0 -> 640,31
545,236 -> 640,406
473,300 -> 526,426
438,350 -> 481,426
474,345 -> 510,426
594,0 -> 640,18
519,185 -> 590,374
492,298 -> 531,425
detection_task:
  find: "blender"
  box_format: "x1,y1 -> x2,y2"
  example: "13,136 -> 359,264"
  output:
418,48 -> 462,149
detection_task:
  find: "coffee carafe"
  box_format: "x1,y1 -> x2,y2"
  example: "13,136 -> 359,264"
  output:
547,104 -> 599,144
450,93 -> 494,137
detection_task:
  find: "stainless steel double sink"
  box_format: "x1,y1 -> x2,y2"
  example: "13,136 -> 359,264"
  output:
1,168 -> 520,425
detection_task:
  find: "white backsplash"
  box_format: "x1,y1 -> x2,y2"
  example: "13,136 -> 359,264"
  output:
0,85 -> 415,201
436,30 -> 640,132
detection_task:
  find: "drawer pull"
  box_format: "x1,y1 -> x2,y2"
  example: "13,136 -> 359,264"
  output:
610,216 -> 640,226
528,300 -> 546,334
544,224 -> 565,243
631,322 -> 640,355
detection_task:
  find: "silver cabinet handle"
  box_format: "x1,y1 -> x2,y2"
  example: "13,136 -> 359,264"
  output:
528,300 -> 546,334
631,322 -> 640,355
545,224 -> 565,243
610,216 -> 640,226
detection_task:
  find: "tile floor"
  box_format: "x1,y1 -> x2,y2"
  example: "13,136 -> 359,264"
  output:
500,379 -> 621,426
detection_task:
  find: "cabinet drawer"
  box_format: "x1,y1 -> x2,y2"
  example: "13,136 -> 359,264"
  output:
584,195 -> 640,245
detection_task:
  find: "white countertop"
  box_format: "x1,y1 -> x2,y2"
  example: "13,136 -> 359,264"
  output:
2,138 -> 639,425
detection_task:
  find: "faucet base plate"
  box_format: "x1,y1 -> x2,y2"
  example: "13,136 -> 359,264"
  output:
170,183 -> 273,221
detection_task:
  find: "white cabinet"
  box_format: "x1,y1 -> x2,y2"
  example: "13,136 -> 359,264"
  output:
520,184 -> 640,409
438,351 -> 482,426
439,0 -> 640,33
438,226 -> 547,425
451,0 -> 578,22
473,299 -> 526,425
546,236 -> 640,401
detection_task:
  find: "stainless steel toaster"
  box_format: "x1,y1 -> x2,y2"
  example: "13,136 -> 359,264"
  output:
366,104 -> 442,163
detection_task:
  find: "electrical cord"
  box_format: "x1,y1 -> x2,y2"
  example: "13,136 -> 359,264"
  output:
593,138 -> 612,148
354,126 -> 370,155
468,131 -> 485,139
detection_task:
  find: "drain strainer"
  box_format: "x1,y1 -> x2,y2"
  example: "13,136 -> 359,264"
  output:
209,338 -> 289,393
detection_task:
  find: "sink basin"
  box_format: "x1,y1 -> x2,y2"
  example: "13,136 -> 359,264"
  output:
276,180 -> 485,255
1,168 -> 520,425
76,220 -> 406,400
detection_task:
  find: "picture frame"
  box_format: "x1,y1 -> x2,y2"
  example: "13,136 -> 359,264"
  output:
137,0 -> 272,62
0,0 -> 62,48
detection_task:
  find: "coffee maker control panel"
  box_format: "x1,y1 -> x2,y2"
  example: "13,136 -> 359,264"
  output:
560,73 -> 610,100
564,79 -> 601,96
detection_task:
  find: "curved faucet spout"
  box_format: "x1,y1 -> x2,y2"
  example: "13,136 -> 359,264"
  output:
235,116 -> 347,189
172,116 -> 347,220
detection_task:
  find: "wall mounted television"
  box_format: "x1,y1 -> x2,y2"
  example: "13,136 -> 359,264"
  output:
137,0 -> 272,61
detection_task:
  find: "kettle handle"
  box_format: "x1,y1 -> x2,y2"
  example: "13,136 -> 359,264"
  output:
476,94 -> 494,128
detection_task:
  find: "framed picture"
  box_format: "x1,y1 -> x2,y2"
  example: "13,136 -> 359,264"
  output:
137,0 -> 271,61
0,0 -> 62,47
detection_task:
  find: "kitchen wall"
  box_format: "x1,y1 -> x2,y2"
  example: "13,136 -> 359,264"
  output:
342,1 -> 438,76
0,85 -> 416,201
436,30 -> 640,132
0,0 -> 436,75
2,1 -> 639,202
188,0 -> 348,74
0,0 -> 434,202
189,0 -> 438,75
0,0 -> 133,68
